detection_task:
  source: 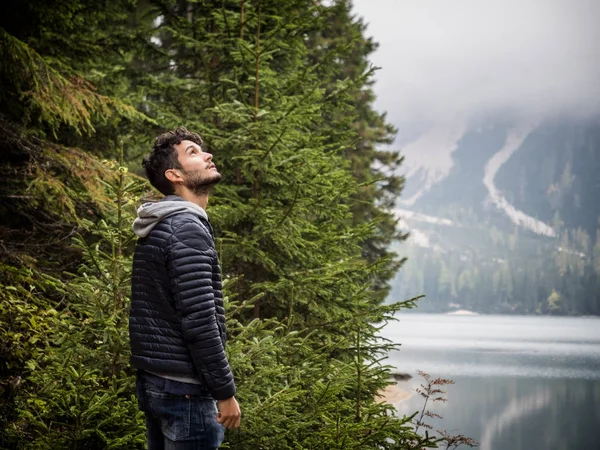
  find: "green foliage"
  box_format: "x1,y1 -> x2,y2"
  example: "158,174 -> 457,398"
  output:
2,159 -> 434,448
0,120 -> 146,448
224,288 -> 427,449
5,158 -> 147,449
0,28 -> 152,136
0,0 -> 457,449
306,0 -> 406,292
547,290 -> 562,314
0,268 -> 58,374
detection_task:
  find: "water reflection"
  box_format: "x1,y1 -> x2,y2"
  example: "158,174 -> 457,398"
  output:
382,314 -> 600,450
479,388 -> 550,450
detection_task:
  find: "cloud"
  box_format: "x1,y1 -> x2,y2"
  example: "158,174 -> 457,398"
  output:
351,0 -> 600,129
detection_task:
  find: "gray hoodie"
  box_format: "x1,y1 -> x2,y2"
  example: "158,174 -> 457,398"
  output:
132,195 -> 208,238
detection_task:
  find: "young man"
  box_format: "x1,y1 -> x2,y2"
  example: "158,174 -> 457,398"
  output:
129,127 -> 240,450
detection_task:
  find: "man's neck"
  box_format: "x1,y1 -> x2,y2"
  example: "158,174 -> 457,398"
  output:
176,189 -> 209,210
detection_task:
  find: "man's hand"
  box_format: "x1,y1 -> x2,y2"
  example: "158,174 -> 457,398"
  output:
217,396 -> 241,429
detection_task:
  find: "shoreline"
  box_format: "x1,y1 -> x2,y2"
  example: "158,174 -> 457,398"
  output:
377,382 -> 413,405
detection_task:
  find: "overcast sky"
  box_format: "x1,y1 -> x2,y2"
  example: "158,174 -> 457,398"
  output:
351,0 -> 600,135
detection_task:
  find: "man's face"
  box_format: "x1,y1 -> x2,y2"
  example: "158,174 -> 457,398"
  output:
172,139 -> 221,193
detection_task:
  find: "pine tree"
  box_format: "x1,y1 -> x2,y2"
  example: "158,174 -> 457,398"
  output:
1,1 -> 437,448
305,0 -> 406,294
5,153 -> 148,449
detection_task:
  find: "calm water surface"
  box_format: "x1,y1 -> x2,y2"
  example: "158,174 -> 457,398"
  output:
382,314 -> 600,450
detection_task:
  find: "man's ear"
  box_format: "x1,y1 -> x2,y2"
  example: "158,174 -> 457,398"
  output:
165,168 -> 183,184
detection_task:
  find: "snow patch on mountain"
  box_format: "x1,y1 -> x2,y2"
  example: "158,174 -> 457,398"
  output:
395,208 -> 454,226
395,209 -> 457,249
483,124 -> 556,237
399,121 -> 467,206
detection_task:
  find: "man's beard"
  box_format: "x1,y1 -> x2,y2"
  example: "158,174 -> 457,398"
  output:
182,169 -> 221,196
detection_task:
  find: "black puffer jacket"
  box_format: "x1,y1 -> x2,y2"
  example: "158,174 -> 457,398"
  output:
129,196 -> 235,400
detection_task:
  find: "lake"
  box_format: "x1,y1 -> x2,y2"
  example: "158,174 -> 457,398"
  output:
381,313 -> 600,450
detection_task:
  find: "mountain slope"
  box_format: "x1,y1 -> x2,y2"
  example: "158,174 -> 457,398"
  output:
391,117 -> 600,315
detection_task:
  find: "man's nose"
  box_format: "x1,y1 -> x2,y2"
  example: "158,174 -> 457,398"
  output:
204,152 -> 213,162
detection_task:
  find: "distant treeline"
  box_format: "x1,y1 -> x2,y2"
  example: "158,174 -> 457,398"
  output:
393,222 -> 600,316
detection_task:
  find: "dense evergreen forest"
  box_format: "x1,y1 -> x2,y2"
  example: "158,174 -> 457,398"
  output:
0,1 -> 462,449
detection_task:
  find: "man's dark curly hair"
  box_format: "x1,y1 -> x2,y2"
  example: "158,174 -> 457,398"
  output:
142,127 -> 204,195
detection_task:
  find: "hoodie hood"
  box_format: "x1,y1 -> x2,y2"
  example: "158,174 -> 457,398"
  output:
132,195 -> 208,238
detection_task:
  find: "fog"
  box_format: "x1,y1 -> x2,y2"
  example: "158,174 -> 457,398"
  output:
351,0 -> 600,134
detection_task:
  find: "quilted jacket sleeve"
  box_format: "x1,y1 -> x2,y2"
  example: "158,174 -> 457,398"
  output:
166,220 -> 236,400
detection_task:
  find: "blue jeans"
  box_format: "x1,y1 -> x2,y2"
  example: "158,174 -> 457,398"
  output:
136,373 -> 225,450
